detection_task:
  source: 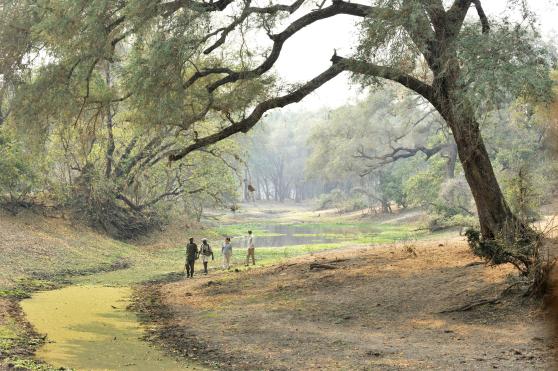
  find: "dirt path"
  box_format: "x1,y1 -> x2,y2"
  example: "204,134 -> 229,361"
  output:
135,240 -> 555,370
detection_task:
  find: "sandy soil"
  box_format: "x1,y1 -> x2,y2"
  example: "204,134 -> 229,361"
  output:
137,240 -> 556,370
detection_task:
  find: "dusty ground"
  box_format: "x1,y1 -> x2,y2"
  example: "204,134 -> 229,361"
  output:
137,240 -> 556,370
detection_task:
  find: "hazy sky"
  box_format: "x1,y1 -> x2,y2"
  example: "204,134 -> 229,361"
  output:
272,1 -> 558,110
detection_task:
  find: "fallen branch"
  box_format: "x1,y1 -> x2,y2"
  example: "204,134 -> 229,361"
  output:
438,298 -> 500,313
464,261 -> 484,268
309,263 -> 337,270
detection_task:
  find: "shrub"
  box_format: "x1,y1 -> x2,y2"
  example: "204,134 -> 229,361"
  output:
0,133 -> 38,213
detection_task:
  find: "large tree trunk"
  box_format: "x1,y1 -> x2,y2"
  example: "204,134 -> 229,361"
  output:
445,105 -> 527,240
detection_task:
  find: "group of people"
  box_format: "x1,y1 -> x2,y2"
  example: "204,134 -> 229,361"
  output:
184,231 -> 256,278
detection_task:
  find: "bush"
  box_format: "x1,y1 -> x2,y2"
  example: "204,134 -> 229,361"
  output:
316,189 -> 344,210
466,227 -> 556,298
437,177 -> 474,216
427,214 -> 478,232
71,167 -> 163,240
338,195 -> 368,213
501,165 -> 543,222
0,133 -> 38,213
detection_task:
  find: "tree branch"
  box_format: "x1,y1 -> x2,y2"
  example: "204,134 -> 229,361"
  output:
203,0 -> 306,55
331,55 -> 438,110
159,0 -> 235,15
355,144 -> 445,167
446,0 -> 473,39
472,0 -> 490,34
168,61 -> 345,161
185,1 -> 380,93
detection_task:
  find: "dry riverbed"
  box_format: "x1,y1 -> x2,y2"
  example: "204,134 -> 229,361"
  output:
134,240 -> 556,370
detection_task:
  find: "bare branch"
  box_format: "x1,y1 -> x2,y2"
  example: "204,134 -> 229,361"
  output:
355,144 -> 446,168
203,0 -> 306,54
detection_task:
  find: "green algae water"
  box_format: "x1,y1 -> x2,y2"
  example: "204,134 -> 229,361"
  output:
21,285 -> 198,371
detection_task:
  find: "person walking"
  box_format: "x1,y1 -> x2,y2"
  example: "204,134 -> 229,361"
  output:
199,238 -> 214,275
222,237 -> 233,269
245,230 -> 256,266
185,237 -> 199,278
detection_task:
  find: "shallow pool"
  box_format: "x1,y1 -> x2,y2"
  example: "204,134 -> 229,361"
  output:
21,285 -> 199,371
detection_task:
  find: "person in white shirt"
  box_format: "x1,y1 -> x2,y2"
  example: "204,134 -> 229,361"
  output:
245,230 -> 255,266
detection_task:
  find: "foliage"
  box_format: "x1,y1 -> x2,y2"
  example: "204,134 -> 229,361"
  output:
306,87 -> 452,212
0,130 -> 38,213
0,0 -> 556,247
403,169 -> 442,208
434,177 -> 474,217
484,101 -> 558,222
316,189 -> 344,211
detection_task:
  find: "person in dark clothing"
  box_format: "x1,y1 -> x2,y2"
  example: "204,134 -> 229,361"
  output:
199,238 -> 214,274
185,237 -> 199,278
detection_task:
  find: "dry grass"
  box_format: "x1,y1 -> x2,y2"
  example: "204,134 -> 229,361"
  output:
148,241 -> 555,370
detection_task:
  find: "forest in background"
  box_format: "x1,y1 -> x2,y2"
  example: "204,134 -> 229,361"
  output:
244,82 -> 558,231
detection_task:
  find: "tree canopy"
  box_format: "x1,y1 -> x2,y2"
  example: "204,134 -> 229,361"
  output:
0,0 -> 555,243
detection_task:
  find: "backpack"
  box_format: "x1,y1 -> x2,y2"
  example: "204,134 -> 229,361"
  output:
202,243 -> 212,256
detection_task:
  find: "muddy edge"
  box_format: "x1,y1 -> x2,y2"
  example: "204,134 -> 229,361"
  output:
0,257 -> 133,370
131,277 -> 238,370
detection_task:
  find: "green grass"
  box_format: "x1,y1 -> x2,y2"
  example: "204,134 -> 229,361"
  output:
0,324 -> 18,352
1,215 -> 449,289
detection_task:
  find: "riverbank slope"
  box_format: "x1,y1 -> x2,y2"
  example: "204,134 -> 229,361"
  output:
136,240 -> 556,370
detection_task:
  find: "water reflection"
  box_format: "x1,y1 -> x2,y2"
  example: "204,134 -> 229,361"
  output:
228,224 -> 370,248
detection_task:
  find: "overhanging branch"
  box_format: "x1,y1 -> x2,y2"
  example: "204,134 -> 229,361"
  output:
168,62 -> 345,161
331,55 -> 438,110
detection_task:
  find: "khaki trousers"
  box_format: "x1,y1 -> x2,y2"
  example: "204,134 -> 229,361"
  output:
246,247 -> 255,265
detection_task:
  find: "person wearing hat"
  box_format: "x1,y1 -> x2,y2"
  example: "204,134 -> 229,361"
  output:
199,238 -> 214,274
185,237 -> 199,278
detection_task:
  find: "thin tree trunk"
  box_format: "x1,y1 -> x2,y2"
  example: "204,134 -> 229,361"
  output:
104,63 -> 115,178
446,141 -> 457,179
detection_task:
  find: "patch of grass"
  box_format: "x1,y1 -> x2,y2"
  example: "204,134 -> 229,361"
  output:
0,325 -> 18,351
0,289 -> 30,300
223,242 -> 348,268
2,358 -> 57,370
0,306 -> 51,371
201,311 -> 220,319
